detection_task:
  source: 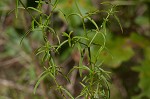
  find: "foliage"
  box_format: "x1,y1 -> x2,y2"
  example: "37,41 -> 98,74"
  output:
132,46 -> 150,99
14,0 -> 123,98
0,0 -> 149,99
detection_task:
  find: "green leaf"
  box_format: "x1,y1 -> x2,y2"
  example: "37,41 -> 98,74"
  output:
27,7 -> 42,14
59,86 -> 74,99
99,37 -> 134,68
87,17 -> 99,31
34,71 -> 49,94
20,28 -> 33,44
132,60 -> 150,98
31,20 -> 35,29
68,65 -> 90,76
114,15 -> 123,33
72,36 -> 89,41
56,40 -> 68,52
62,32 -> 69,37
57,0 -> 96,27
130,33 -> 150,48
135,16 -> 149,26
15,0 -> 19,18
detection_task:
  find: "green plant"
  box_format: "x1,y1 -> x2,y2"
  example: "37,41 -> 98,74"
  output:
132,39 -> 150,99
15,0 -> 122,98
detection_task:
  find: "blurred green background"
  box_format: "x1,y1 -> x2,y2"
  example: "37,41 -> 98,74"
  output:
0,0 -> 150,99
